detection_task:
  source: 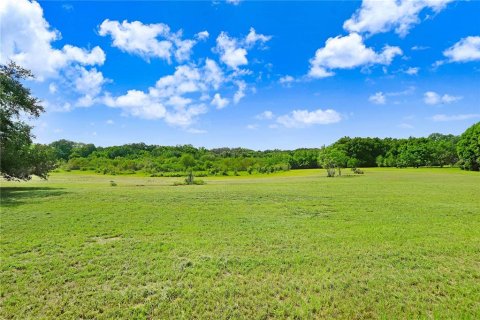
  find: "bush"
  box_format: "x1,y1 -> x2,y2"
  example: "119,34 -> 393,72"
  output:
181,171 -> 206,185
352,168 -> 364,174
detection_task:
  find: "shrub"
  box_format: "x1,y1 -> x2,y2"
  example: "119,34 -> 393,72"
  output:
352,168 -> 364,174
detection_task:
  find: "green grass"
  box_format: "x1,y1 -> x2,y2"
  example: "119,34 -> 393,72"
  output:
1,168 -> 479,319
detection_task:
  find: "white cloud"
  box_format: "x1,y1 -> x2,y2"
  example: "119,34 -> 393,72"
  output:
98,19 -> 205,63
204,58 -> 224,90
308,33 -> 402,78
441,94 -> 463,104
215,32 -> 248,69
279,75 -> 297,87
424,91 -> 462,105
0,0 -> 105,80
255,110 -> 274,120
211,93 -> 229,109
106,119 -> 114,125
369,92 -> 386,104
73,67 -> 108,107
411,45 -> 429,51
404,67 -> 419,75
372,86 -> 416,105
443,36 -> 480,63
226,0 -> 242,5
174,38 -> 196,62
103,62 -> 229,127
196,31 -> 209,40
432,114 -> 480,122
279,75 -> 294,83
104,89 -> 167,120
49,83 -> 57,94
246,124 -> 258,130
215,29 -> 271,69
245,27 -> 272,47
343,0 -> 453,37
276,109 -> 342,128
233,80 -> 246,104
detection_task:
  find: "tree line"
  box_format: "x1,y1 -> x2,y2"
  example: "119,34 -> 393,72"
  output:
47,125 -> 479,177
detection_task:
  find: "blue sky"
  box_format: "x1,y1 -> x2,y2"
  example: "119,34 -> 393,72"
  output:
1,0 -> 479,149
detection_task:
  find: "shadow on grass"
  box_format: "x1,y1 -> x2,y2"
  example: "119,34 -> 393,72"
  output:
0,187 -> 68,208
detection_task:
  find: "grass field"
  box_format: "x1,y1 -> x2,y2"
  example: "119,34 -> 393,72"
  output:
1,168 -> 479,319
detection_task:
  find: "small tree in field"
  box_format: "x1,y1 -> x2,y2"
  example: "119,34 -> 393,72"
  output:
185,170 -> 194,185
319,147 -> 348,177
319,148 -> 348,177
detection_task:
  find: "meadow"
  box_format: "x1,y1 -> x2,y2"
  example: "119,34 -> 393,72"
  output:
1,168 -> 479,319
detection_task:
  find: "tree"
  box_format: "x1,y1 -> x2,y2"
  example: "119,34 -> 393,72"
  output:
180,153 -> 195,170
0,62 -> 55,180
50,139 -> 76,161
319,147 -> 349,176
457,122 -> 480,171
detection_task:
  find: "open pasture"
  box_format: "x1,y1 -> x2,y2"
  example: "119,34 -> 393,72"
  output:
1,168 -> 479,318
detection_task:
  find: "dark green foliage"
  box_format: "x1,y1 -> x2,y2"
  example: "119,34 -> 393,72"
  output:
49,139 -> 76,161
0,62 -> 55,180
46,127 -> 472,175
457,122 -> 480,171
329,134 -> 460,170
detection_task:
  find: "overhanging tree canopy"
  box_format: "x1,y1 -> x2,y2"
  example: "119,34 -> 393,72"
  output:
0,62 -> 55,180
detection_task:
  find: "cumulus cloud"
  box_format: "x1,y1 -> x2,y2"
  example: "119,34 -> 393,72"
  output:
309,33 -> 402,78
98,19 -> 205,63
344,0 -> 453,37
279,75 -> 294,83
196,31 -> 209,40
404,67 -> 419,75
204,58 -> 225,90
255,110 -> 274,120
424,91 -> 462,105
73,67 -> 108,107
443,36 -> 480,63
233,80 -> 247,104
211,93 -> 229,109
276,109 -> 342,128
245,27 -> 272,47
103,62 -> 230,126
369,92 -> 386,104
432,114 -> 480,122
0,0 -> 105,81
215,28 -> 271,69
279,75 -> 297,87
99,25 -> 265,125
215,32 -> 248,69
